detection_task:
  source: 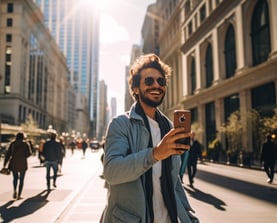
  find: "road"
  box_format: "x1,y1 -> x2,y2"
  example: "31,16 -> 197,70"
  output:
0,150 -> 276,223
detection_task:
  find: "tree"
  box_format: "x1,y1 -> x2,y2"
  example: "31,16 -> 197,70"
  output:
21,114 -> 39,141
220,111 -> 243,163
262,108 -> 277,137
247,109 -> 264,159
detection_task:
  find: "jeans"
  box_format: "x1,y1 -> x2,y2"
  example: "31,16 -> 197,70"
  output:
263,162 -> 275,181
45,161 -> 58,188
187,163 -> 197,185
12,170 -> 26,196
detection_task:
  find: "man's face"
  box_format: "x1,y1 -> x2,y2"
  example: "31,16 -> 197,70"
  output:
134,68 -> 166,108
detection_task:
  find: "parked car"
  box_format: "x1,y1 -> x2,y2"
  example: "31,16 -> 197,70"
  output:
90,139 -> 100,150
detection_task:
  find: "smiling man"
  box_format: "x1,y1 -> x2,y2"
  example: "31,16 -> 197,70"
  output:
100,54 -> 199,223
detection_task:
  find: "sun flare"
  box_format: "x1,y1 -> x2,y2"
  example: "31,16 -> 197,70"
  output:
78,0 -> 111,11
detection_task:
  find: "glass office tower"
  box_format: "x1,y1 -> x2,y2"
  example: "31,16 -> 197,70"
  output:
33,0 -> 100,137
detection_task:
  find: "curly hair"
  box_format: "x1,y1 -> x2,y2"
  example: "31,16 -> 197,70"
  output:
16,132 -> 24,140
128,53 -> 171,101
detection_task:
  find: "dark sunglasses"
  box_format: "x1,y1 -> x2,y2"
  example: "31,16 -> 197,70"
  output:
144,77 -> 166,86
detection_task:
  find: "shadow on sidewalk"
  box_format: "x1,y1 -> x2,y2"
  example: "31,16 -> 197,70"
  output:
197,168 -> 277,205
0,189 -> 51,222
185,186 -> 226,211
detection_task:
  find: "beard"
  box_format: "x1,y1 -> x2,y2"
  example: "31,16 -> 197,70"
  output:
138,88 -> 165,107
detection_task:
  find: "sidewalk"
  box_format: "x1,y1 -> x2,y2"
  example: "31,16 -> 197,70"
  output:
55,158 -> 107,223
0,149 -> 106,223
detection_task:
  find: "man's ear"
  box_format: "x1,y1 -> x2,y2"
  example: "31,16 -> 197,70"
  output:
133,87 -> 139,95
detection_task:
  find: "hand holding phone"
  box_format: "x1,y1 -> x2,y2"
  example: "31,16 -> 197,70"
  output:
174,110 -> 191,147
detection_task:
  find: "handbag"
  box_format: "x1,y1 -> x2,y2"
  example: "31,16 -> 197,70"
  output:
0,167 -> 10,175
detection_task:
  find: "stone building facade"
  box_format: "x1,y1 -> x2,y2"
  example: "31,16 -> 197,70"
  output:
0,0 -> 73,134
142,0 -> 277,162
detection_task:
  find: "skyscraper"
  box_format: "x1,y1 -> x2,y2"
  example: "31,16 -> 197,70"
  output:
33,0 -> 99,137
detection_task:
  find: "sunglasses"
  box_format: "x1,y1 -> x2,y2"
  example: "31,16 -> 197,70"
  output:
143,77 -> 166,86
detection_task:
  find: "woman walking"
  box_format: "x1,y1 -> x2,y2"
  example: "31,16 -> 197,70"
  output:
3,132 -> 32,199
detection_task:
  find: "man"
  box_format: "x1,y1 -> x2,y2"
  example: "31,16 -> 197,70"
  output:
42,131 -> 62,190
100,54 -> 198,223
260,133 -> 277,183
187,132 -> 202,187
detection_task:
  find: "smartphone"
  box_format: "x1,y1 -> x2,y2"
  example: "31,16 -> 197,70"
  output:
174,110 -> 191,146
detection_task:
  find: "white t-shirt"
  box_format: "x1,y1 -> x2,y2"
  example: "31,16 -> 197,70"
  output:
147,116 -> 171,223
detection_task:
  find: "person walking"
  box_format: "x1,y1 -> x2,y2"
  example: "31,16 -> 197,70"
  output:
187,132 -> 202,187
42,131 -> 62,190
179,151 -> 189,184
58,136 -> 66,174
3,132 -> 32,199
69,140 -> 76,155
100,54 -> 198,223
38,139 -> 46,166
81,139 -> 88,158
260,133 -> 277,183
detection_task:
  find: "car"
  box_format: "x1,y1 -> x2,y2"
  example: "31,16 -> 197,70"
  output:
90,140 -> 100,150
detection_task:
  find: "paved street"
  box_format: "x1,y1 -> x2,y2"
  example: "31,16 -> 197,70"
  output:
0,149 -> 106,223
0,150 -> 276,223
184,162 -> 277,223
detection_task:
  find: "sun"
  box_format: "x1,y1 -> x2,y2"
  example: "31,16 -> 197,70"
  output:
78,0 -> 111,12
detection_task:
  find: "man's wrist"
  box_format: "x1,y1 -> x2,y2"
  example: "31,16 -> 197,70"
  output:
152,146 -> 159,161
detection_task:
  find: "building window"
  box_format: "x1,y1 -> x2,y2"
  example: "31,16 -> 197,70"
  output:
7,3 -> 13,13
7,18 -> 13,27
6,34 -> 12,42
200,4 -> 206,22
205,102 -> 216,147
5,46 -> 12,65
205,44 -> 213,87
191,107 -> 198,123
225,25 -> 237,78
251,82 -> 276,117
190,57 -> 196,94
224,94 -> 240,122
5,46 -> 12,94
251,0 -> 271,66
188,21 -> 193,36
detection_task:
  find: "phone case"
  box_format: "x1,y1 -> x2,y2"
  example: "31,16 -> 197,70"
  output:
174,110 -> 191,132
174,110 -> 191,146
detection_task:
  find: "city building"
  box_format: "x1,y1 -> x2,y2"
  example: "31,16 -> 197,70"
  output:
33,0 -> 100,137
0,0 -> 71,134
140,0 -> 277,163
125,44 -> 142,111
98,80 -> 108,139
110,97 -> 117,119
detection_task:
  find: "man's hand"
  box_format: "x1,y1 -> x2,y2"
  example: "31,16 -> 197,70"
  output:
153,128 -> 192,161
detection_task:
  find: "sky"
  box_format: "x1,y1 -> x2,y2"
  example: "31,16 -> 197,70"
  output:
98,0 -> 156,115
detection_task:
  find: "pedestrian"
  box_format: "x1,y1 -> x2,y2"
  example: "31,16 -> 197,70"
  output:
187,132 -> 202,187
179,150 -> 189,184
179,151 -> 189,184
42,131 -> 62,190
69,140 -> 76,155
81,139 -> 88,158
100,54 -> 198,223
38,139 -> 46,166
3,132 -> 32,199
260,133 -> 277,183
58,136 -> 66,174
